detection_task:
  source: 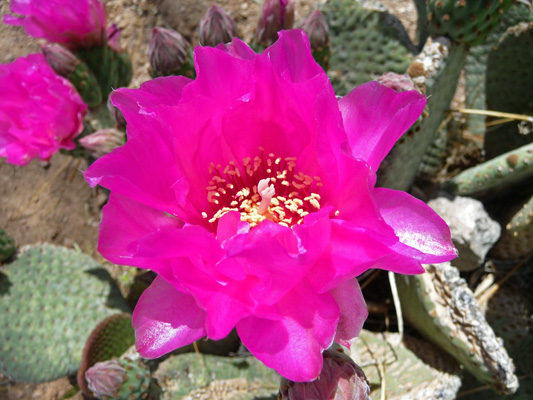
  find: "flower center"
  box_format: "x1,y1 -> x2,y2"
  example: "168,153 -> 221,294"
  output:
203,148 -> 323,228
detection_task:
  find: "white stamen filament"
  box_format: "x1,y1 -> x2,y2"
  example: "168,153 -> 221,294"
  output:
257,178 -> 275,215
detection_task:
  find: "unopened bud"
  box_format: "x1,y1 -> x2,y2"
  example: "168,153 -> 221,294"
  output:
85,359 -> 126,398
41,43 -> 80,77
299,10 -> 330,71
377,72 -> 417,93
279,344 -> 371,400
107,96 -> 127,130
255,0 -> 295,46
199,5 -> 238,47
149,27 -> 191,77
79,128 -> 125,158
107,24 -> 123,53
300,10 -> 329,51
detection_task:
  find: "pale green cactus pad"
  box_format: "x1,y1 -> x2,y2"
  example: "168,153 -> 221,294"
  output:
491,194 -> 533,260
396,262 -> 518,394
461,287 -> 533,399
464,2 -> 533,137
154,352 -> 280,399
377,37 -> 467,191
0,244 -> 130,383
351,330 -> 461,400
445,142 -> 533,197
324,0 -> 414,96
484,21 -> 533,158
426,0 -> 514,47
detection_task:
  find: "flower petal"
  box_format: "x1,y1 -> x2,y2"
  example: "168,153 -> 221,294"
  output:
85,77 -> 191,217
330,279 -> 368,348
265,30 -> 324,83
339,81 -> 426,171
374,188 -> 457,263
307,219 -> 424,293
236,282 -> 339,382
133,276 -> 206,359
97,193 -> 183,268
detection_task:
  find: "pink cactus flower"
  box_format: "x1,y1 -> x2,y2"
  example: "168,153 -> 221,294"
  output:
3,0 -> 107,49
0,53 -> 87,166
85,30 -> 456,382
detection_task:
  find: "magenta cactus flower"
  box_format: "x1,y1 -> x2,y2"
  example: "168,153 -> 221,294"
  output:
3,0 -> 107,49
85,30 -> 456,382
0,54 -> 87,166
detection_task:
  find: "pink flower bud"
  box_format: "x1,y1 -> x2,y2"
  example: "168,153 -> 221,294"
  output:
79,128 -> 125,158
3,0 -> 107,49
107,24 -> 123,53
148,27 -> 191,77
300,10 -> 329,50
279,345 -> 371,400
85,359 -> 126,398
41,43 -> 80,77
377,72 -> 417,93
199,5 -> 238,47
255,0 -> 295,46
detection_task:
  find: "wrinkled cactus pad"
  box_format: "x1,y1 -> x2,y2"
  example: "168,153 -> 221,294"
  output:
0,244 -> 130,382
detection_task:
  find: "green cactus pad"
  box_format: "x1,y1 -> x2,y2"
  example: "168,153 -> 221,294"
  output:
491,194 -> 533,259
68,59 -> 103,108
465,2 -> 533,137
484,22 -> 533,158
351,330 -> 461,400
76,45 -> 133,99
396,262 -> 518,394
0,229 -> 15,263
445,142 -> 533,197
427,0 -> 514,47
377,37 -> 467,191
461,287 -> 533,399
114,357 -> 152,400
324,0 -> 414,96
0,244 -> 130,383
154,353 -> 280,399
78,313 -> 135,397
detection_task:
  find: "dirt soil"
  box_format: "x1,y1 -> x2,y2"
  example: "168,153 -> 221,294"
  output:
0,0 -> 417,399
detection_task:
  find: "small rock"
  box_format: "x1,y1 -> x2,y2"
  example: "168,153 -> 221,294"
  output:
428,195 -> 501,271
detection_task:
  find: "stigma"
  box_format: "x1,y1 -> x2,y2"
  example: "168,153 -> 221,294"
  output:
204,149 -> 323,228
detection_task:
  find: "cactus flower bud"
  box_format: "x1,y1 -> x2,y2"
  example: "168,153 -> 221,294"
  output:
107,24 -> 123,53
199,5 -> 238,47
299,10 -> 330,71
300,10 -> 329,50
41,43 -> 80,77
85,359 -> 126,398
377,72 -> 417,93
79,128 -> 125,158
107,96 -> 127,130
149,27 -> 191,78
255,0 -> 295,46
279,345 -> 371,400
